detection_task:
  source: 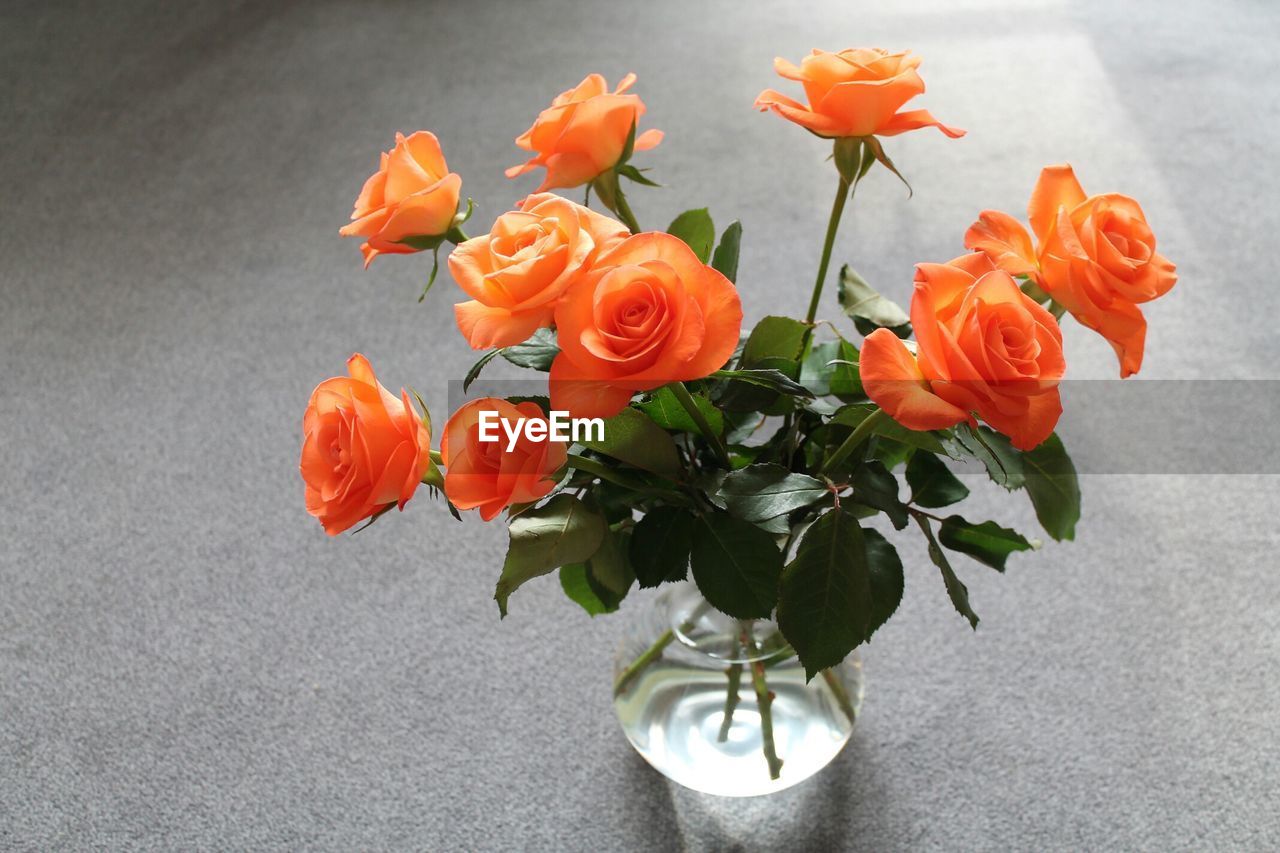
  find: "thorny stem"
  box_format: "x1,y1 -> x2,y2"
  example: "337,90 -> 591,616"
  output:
745,623 -> 784,780
718,633 -> 744,743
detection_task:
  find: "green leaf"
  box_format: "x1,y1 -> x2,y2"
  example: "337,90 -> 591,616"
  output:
616,163 -> 660,187
630,506 -> 696,587
559,563 -> 613,615
495,495 -> 606,616
501,328 -> 559,371
587,527 -> 635,601
837,265 -> 910,330
418,246 -> 441,302
741,316 -> 810,367
713,463 -> 827,524
776,507 -> 872,680
951,424 -> 1026,490
690,511 -> 783,619
906,452 -> 970,508
711,368 -> 814,399
850,460 -> 909,529
863,528 -> 905,640
852,315 -> 912,339
913,513 -> 978,629
938,515 -> 1033,572
1022,433 -> 1081,541
462,349 -> 502,393
578,407 -> 681,477
667,208 -> 716,263
618,117 -> 638,165
862,135 -> 913,197
800,337 -> 862,398
636,386 -> 724,436
711,221 -> 743,283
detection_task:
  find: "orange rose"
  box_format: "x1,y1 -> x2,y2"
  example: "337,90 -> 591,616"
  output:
448,193 -> 629,349
300,354 -> 433,535
754,48 -> 964,139
339,131 -> 462,268
965,164 -> 1176,377
440,398 -> 567,521
861,253 -> 1065,451
505,73 -> 664,192
549,232 -> 743,419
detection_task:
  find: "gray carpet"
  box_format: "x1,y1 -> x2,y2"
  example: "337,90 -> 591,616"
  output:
3,0 -> 1278,849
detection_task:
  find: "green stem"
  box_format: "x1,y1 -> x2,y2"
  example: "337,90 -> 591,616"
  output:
428,449 -> 443,466
613,600 -> 711,698
565,453 -> 689,504
822,668 -> 858,726
745,624 -> 784,780
822,408 -> 887,475
668,381 -> 731,468
612,184 -> 642,234
804,174 -> 853,325
718,634 -> 744,743
613,629 -> 674,697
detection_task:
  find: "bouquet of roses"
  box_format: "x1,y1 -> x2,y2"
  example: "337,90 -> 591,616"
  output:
300,48 -> 1174,787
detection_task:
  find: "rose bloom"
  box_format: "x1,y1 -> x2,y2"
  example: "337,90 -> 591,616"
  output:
861,253 -> 1065,451
448,193 -> 629,349
965,164 -> 1176,377
549,232 -> 743,419
300,354 -> 433,535
505,73 -> 663,192
339,131 -> 462,267
440,399 -> 567,521
754,48 -> 964,139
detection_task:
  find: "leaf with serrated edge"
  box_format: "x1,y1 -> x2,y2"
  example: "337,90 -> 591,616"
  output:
495,495 -> 606,616
667,208 -> 716,263
906,452 -> 970,508
1022,433 -> 1080,541
938,515 -> 1032,572
501,328 -> 559,371
715,463 -> 826,523
712,221 -> 742,283
630,507 -> 695,587
636,387 -> 724,435
578,408 -> 681,477
690,512 -> 782,619
914,513 -> 979,629
838,265 -> 909,329
776,507 -> 872,680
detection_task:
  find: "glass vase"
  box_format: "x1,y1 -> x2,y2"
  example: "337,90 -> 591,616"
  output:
612,581 -> 863,797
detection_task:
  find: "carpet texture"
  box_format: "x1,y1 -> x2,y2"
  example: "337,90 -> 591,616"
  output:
2,0 -> 1278,849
